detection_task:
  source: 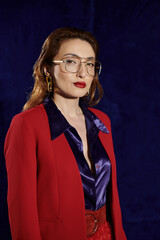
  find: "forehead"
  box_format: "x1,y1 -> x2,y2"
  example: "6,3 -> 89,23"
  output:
57,39 -> 95,58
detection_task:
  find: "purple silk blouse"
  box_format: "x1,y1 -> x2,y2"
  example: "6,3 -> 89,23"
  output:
44,97 -> 111,211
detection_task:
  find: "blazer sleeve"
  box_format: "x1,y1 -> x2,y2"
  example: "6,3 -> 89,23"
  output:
4,114 -> 41,240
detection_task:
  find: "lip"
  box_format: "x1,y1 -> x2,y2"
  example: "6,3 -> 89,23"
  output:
73,82 -> 86,88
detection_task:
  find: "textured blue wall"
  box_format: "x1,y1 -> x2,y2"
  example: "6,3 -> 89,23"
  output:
0,0 -> 160,239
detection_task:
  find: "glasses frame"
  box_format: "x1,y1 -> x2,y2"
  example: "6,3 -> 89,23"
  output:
52,56 -> 102,76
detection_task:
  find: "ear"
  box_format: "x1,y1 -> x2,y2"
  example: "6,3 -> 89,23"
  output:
43,65 -> 50,77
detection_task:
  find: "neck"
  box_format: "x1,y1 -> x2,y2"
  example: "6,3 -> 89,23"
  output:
52,94 -> 82,117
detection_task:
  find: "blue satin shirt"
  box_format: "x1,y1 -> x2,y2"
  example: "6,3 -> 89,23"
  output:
44,97 -> 111,211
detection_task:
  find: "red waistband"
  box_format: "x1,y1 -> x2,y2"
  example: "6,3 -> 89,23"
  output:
85,205 -> 106,237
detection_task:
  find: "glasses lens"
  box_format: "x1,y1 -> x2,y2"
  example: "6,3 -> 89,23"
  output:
63,57 -> 102,76
95,61 -> 102,75
86,60 -> 95,76
64,57 -> 80,73
86,60 -> 102,76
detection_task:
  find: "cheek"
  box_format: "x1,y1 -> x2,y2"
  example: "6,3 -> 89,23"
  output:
53,66 -> 62,80
53,68 -> 65,88
53,66 -> 72,82
88,78 -> 94,87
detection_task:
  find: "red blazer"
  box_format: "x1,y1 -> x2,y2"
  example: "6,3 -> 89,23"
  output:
4,103 -> 126,240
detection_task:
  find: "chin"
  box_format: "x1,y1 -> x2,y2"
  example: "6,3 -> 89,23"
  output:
55,84 -> 89,97
57,89 -> 87,99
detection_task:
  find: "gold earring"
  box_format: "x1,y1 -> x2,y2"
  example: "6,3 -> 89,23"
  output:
46,76 -> 53,93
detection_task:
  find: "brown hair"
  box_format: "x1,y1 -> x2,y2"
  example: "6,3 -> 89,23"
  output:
23,27 -> 103,111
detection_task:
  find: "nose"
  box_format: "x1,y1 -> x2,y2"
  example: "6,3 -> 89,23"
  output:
77,62 -> 86,78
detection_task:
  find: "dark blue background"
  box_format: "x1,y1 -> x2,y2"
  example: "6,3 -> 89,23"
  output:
0,0 -> 160,239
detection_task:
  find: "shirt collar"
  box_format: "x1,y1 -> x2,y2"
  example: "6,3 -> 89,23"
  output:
44,97 -> 109,140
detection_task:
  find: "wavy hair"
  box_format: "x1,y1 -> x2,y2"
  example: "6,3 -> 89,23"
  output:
23,27 -> 103,111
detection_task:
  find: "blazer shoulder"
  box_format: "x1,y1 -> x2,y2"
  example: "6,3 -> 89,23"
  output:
7,104 -> 48,137
5,104 -> 48,149
88,108 -> 112,133
12,104 -> 46,125
89,108 -> 111,125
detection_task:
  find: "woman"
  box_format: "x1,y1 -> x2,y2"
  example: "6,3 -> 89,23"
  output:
4,27 -> 126,240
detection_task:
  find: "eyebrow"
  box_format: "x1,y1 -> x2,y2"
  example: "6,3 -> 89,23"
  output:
63,53 -> 95,60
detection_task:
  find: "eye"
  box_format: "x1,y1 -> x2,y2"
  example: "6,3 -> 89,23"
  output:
65,59 -> 77,65
87,62 -> 95,67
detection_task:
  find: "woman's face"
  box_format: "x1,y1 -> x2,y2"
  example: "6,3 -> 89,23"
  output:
49,39 -> 95,99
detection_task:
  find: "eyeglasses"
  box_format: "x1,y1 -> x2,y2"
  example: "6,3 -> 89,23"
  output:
52,56 -> 102,76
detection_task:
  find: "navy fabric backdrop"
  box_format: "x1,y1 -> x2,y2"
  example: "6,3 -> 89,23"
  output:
0,0 -> 160,239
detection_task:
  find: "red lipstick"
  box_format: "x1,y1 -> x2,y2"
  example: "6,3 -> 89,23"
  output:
73,82 -> 86,88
